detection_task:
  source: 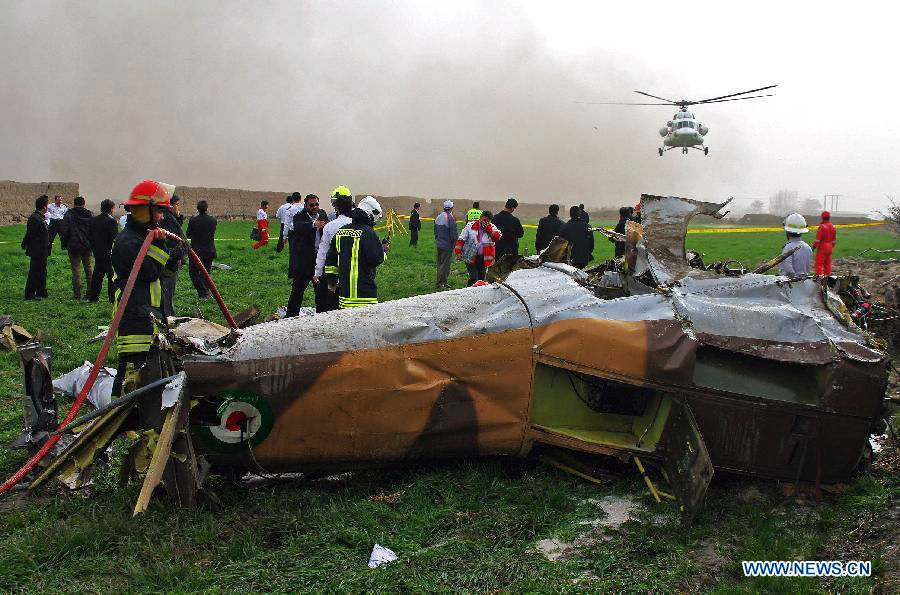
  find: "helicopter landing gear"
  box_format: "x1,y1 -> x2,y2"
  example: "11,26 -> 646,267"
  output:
658,148 -> 663,156
704,147 -> 709,155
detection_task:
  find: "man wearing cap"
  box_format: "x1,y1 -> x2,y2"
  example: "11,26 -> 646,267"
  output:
434,200 -> 458,289
313,186 -> 354,312
110,180 -> 173,397
779,213 -> 813,278
812,211 -> 837,275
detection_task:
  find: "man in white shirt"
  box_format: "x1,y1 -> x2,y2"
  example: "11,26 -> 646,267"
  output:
313,187 -> 354,312
47,195 -> 67,254
274,195 -> 294,252
118,205 -> 129,230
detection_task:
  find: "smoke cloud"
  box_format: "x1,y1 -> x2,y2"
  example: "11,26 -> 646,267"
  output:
1,1 -> 749,208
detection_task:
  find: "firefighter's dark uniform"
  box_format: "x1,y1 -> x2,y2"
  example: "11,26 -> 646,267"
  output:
323,208 -> 385,309
110,218 -> 170,396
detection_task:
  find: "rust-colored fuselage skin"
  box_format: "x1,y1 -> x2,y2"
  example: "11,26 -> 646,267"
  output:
185,314 -> 885,484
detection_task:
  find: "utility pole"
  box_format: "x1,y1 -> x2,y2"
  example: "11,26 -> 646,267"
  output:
823,194 -> 841,213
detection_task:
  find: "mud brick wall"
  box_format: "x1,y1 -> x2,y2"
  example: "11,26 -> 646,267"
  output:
174,186 -> 294,219
0,180 -> 80,224
171,186 -> 617,222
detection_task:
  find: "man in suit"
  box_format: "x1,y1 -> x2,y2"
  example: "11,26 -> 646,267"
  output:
286,194 -> 327,316
535,204 -> 565,253
491,198 -> 524,261
159,195 -> 187,316
88,199 -> 119,302
186,200 -> 218,299
563,205 -> 594,269
22,195 -> 50,300
409,202 -> 421,247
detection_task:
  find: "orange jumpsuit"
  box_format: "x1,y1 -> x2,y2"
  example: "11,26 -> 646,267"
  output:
813,220 -> 836,275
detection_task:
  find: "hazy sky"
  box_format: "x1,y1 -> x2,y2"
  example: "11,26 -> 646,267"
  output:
1,0 -> 898,215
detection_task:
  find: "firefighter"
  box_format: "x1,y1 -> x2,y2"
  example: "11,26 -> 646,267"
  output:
110,180 -> 173,397
323,195 -> 388,308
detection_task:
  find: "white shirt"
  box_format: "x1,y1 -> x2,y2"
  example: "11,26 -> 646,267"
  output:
275,202 -> 293,225
284,203 -> 305,232
257,208 -> 268,221
48,203 -> 67,220
314,214 -> 352,277
119,213 -> 129,230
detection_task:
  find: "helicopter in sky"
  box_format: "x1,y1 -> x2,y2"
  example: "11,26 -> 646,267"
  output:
581,85 -> 776,156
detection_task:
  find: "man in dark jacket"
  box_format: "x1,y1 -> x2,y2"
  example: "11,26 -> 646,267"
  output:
578,204 -> 590,223
185,200 -> 217,299
22,195 -> 50,300
286,194 -> 327,316
158,195 -> 187,317
60,196 -> 93,299
611,206 -> 630,258
492,198 -> 524,261
535,204 -> 565,253
324,198 -> 387,309
88,199 -> 119,302
563,205 -> 594,269
409,202 -> 421,247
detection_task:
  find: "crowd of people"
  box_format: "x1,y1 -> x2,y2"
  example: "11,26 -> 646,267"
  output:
18,181 -> 843,402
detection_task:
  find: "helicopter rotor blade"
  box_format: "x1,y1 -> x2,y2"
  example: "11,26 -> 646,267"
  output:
634,91 -> 677,103
695,94 -> 775,105
691,85 -> 777,104
574,101 -> 674,105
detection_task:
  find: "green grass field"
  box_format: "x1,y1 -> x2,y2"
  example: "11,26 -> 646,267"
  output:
0,220 -> 897,592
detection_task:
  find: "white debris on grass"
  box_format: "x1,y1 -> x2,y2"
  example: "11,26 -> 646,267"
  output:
368,544 -> 398,568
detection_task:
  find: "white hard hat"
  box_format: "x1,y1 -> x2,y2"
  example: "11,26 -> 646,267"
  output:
357,195 -> 383,223
783,213 -> 809,234
443,200 -> 454,209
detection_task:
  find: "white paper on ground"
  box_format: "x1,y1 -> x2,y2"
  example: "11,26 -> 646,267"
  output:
368,544 -> 398,568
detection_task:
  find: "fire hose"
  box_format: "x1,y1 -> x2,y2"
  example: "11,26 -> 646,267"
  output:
0,230 -> 236,496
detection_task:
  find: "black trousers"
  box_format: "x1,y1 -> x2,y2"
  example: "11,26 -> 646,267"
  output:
111,352 -> 147,398
410,228 -> 419,246
286,273 -> 312,317
161,272 -> 178,317
89,255 -> 115,302
466,255 -> 486,286
48,220 -> 61,253
317,282 -> 339,313
25,254 -> 48,299
189,253 -> 214,298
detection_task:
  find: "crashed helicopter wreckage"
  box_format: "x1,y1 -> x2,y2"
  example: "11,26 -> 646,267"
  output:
5,194 -> 891,522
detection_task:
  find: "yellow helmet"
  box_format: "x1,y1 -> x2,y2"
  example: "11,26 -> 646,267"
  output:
331,186 -> 352,199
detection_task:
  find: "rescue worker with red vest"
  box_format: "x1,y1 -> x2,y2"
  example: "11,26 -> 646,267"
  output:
455,210 -> 502,286
812,210 -> 837,275
110,180 -> 173,397
323,195 -> 388,308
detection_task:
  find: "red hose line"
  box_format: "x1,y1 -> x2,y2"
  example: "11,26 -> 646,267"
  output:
0,229 -> 237,495
0,232 -> 157,495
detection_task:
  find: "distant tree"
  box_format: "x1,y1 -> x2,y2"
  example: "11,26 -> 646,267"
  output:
749,199 -> 765,213
800,198 -> 822,214
768,190 -> 798,216
882,195 -> 899,236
